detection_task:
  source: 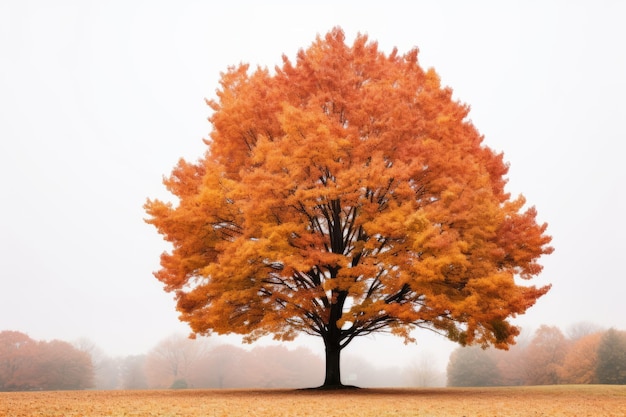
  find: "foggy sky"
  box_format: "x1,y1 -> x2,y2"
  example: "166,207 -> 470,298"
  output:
1,0 -> 625,372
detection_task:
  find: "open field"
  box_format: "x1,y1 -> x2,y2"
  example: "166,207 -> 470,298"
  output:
1,385 -> 625,417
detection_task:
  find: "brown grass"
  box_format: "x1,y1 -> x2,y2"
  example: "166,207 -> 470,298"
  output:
1,385 -> 625,417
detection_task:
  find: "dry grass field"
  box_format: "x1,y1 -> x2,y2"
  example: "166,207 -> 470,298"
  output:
1,385 -> 625,417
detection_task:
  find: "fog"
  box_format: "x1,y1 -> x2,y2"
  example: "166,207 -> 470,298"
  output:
1,0 -> 626,384
67,333 -> 449,389
3,322 -> 619,391
89,323 -> 614,389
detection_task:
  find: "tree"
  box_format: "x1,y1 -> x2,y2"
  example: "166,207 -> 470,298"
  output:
446,346 -> 501,386
92,355 -> 122,390
492,343 -> 527,386
145,28 -> 553,388
247,345 -> 325,388
184,343 -> 324,388
120,355 -> 148,390
523,325 -> 569,385
0,332 -> 93,391
559,332 -> 602,384
406,353 -> 446,387
196,344 -> 247,388
0,331 -> 39,391
74,338 -> 119,390
36,340 -> 94,390
144,334 -> 212,388
566,321 -> 603,341
596,328 -> 626,384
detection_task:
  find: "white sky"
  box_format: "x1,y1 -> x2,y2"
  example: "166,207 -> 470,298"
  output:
1,0 -> 625,371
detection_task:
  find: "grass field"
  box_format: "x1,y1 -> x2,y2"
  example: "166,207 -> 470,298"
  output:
1,385 -> 625,417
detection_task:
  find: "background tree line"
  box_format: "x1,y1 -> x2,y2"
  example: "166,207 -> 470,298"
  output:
11,322 -> 623,391
87,334 -> 444,390
2,331 -> 445,391
0,331 -> 93,391
447,324 -> 626,386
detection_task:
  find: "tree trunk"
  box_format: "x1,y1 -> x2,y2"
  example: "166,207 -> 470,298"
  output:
317,333 -> 358,389
323,344 -> 342,387
316,288 -> 358,389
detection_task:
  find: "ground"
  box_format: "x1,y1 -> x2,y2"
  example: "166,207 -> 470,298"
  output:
1,385 -> 625,417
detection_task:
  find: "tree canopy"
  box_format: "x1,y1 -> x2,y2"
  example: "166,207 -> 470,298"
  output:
145,28 -> 553,387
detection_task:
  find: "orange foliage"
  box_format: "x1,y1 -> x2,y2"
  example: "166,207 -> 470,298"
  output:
0,331 -> 93,391
0,331 -> 39,391
145,28 -> 553,383
36,340 -> 94,390
522,325 -> 569,385
559,332 -> 602,384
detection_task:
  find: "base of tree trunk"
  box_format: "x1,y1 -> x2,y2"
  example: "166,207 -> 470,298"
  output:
301,384 -> 361,391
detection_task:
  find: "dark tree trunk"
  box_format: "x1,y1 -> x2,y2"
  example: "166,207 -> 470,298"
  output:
321,290 -> 346,389
316,276 -> 357,389
323,343 -> 342,387
315,329 -> 358,389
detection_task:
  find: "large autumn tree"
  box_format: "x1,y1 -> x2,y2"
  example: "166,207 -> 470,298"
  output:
145,28 -> 553,388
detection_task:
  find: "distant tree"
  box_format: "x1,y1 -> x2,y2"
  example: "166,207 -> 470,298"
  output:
447,346 -> 501,387
73,338 -> 118,390
405,353 -> 446,387
36,340 -> 94,390
120,355 -> 148,389
187,343 -> 325,389
170,378 -> 188,389
340,353 -> 395,387
559,332 -> 602,384
523,325 -> 569,385
0,331 -> 39,391
245,345 -> 324,388
0,332 -> 93,391
488,327 -> 533,386
566,322 -> 603,341
144,334 -> 212,388
493,344 -> 528,386
93,356 -> 122,390
73,337 -> 102,361
596,328 -> 626,384
145,27 -> 553,389
196,344 -> 248,388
